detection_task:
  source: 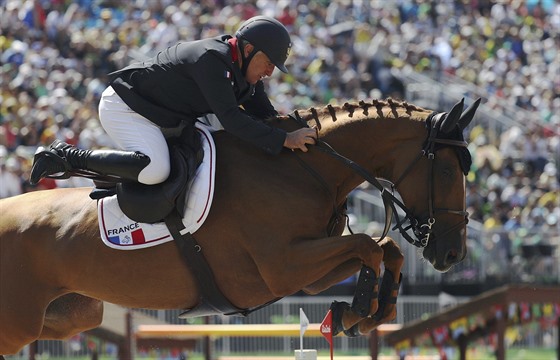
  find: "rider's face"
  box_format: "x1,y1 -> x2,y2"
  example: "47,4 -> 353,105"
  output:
244,47 -> 276,85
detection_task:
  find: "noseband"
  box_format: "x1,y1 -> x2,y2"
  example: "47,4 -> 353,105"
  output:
289,111 -> 470,248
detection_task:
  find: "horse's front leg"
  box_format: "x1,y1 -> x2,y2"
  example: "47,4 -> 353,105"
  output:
303,259 -> 382,333
255,233 -> 383,298
343,237 -> 404,336
253,233 -> 384,331
372,237 -> 404,323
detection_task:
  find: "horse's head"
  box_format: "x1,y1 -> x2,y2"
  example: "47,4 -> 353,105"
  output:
282,98 -> 479,272
390,99 -> 480,272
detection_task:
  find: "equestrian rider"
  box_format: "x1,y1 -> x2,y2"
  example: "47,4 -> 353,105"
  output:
30,16 -> 317,186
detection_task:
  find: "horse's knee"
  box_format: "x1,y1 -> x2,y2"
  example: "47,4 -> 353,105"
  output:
354,234 -> 383,265
377,237 -> 404,267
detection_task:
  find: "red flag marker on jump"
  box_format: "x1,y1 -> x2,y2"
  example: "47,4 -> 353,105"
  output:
320,309 -> 334,360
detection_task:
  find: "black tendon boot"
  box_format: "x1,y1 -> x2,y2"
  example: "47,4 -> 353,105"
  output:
30,140 -> 151,185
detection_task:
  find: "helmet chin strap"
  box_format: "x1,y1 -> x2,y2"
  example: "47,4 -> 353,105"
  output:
239,38 -> 258,76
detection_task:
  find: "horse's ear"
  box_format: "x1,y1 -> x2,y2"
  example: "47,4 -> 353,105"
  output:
458,98 -> 481,130
440,98 -> 464,133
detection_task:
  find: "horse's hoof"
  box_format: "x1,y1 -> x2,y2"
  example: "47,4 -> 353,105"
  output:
329,300 -> 350,336
372,270 -> 402,321
350,265 -> 377,317
343,323 -> 361,337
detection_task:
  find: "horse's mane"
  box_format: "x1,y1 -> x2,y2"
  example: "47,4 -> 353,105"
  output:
275,98 -> 473,175
278,98 -> 431,130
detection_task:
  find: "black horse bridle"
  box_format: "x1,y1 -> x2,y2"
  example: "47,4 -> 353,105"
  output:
383,112 -> 470,247
289,100 -> 477,248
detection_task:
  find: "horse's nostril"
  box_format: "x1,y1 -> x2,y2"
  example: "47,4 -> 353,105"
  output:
446,249 -> 458,263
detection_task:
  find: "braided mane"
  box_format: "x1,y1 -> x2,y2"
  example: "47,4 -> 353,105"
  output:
280,98 -> 430,130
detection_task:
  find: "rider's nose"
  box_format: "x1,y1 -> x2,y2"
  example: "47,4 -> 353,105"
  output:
266,64 -> 274,76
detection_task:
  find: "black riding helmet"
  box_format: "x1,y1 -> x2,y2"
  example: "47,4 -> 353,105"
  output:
235,16 -> 291,75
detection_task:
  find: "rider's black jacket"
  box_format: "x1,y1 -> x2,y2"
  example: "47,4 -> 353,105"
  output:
109,35 -> 286,155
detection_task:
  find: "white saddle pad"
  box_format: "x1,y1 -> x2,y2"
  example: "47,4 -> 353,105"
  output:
98,123 -> 216,250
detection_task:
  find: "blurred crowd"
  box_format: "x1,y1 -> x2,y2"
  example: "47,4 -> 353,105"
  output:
1,0 -> 558,261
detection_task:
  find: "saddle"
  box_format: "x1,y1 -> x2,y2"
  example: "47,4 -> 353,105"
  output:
91,125 -> 203,224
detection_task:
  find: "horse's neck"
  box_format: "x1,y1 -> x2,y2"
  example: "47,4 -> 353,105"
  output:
292,101 -> 430,197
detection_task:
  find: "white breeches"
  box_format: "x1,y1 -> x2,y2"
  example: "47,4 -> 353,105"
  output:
98,86 -> 170,185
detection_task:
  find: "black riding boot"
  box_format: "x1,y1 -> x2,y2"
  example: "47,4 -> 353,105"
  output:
29,140 -> 151,185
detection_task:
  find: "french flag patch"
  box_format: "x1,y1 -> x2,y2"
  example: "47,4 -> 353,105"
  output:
224,70 -> 231,79
108,228 -> 146,246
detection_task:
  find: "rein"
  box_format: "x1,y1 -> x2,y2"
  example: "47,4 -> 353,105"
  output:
288,111 -> 469,248
313,138 -> 396,241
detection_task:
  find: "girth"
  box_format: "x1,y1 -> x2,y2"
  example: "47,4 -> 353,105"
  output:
164,210 -> 280,318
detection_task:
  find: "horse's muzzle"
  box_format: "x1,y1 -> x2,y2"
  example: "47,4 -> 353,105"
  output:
422,228 -> 467,272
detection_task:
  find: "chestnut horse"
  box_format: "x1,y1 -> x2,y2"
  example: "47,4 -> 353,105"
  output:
0,98 -> 479,355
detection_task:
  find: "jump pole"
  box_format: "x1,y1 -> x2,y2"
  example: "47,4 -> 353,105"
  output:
136,323 -> 401,358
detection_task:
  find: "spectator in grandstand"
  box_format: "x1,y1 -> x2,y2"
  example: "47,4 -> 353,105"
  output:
0,153 -> 23,199
28,15 -> 317,186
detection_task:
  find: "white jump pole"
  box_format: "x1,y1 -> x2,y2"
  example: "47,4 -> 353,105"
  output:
295,308 -> 317,360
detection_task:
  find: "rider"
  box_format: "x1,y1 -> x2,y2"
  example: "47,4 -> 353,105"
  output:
30,16 -> 317,186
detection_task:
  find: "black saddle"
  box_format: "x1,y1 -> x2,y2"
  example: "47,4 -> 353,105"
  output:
90,126 -> 203,224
